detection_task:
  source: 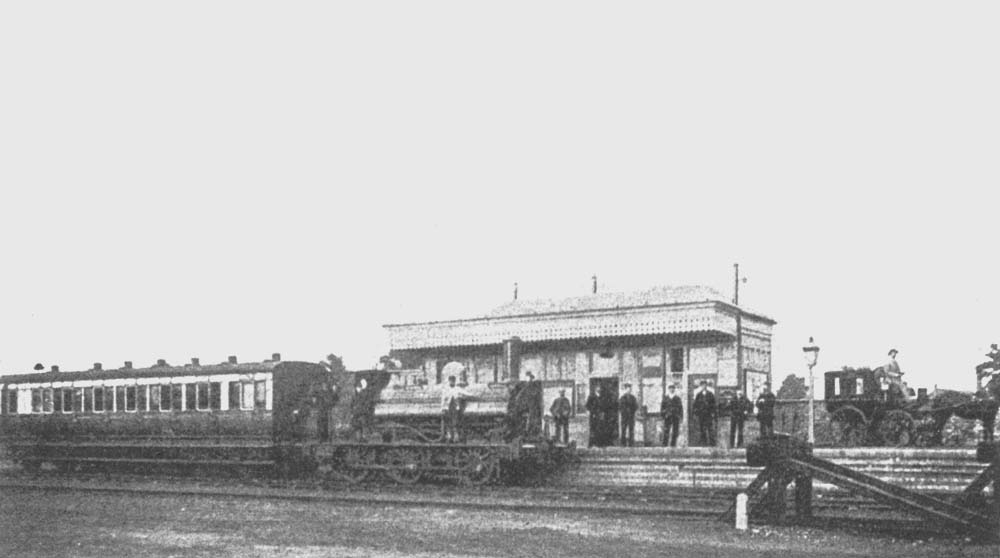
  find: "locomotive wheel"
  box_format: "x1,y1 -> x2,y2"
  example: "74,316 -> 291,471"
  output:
385,448 -> 423,484
828,406 -> 867,447
877,410 -> 915,447
339,447 -> 372,483
458,449 -> 498,486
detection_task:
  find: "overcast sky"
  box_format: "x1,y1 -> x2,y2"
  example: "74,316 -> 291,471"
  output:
1,3 -> 997,392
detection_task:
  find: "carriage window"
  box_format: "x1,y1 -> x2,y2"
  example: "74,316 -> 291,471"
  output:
254,380 -> 267,410
73,388 -> 84,412
115,386 -> 126,413
137,386 -> 148,412
242,382 -> 255,410
195,382 -> 210,411
209,382 -> 220,410
62,388 -> 74,413
31,389 -> 42,413
157,385 -> 171,411
125,386 -> 137,412
54,389 -> 64,413
171,385 -> 184,411
84,388 -> 94,413
229,383 -> 241,410
42,388 -> 54,413
105,386 -> 115,412
93,387 -> 105,412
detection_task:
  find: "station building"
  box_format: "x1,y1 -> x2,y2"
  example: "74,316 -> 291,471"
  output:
384,285 -> 775,447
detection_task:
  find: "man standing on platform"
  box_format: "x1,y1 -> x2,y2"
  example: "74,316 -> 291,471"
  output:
660,383 -> 683,447
550,388 -> 572,444
585,385 -> 605,447
693,380 -> 717,446
618,383 -> 638,447
755,383 -> 776,437
729,389 -> 752,448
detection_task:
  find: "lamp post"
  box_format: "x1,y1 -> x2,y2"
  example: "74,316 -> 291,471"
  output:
802,337 -> 820,444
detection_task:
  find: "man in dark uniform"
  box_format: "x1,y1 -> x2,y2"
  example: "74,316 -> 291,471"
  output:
550,388 -> 572,444
755,383 -> 776,437
693,380 -> 717,446
660,383 -> 683,447
618,383 -> 638,447
585,385 -> 604,447
729,389 -> 752,448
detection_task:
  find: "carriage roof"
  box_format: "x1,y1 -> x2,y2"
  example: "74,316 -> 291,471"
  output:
0,359 -> 322,385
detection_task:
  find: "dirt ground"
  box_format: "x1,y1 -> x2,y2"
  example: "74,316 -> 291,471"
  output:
0,487 -> 995,558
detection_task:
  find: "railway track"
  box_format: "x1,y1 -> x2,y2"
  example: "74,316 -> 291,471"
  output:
0,468 -> 977,538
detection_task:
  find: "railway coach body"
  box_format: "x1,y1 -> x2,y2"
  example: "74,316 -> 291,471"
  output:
0,356 -> 329,473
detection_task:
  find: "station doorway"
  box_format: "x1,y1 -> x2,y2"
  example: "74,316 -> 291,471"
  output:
588,377 -> 619,447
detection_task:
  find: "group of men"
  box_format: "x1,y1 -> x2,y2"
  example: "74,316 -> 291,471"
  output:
556,380 -> 777,448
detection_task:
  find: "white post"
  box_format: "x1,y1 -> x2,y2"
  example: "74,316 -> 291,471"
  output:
807,363 -> 815,444
735,493 -> 748,530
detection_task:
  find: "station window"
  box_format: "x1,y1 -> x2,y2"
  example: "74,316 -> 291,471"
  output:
171,384 -> 183,411
186,384 -> 197,411
42,388 -> 54,413
0,389 -> 6,415
54,389 -> 63,413
669,348 -> 685,373
242,382 -> 255,410
156,385 -> 171,411
137,386 -> 148,412
195,382 -> 210,411
73,388 -> 84,412
125,386 -> 137,412
228,382 -> 241,410
83,388 -> 94,413
31,389 -> 42,413
115,386 -> 126,413
254,380 -> 267,410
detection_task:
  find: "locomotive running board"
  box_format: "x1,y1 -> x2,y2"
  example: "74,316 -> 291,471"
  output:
722,436 -> 997,540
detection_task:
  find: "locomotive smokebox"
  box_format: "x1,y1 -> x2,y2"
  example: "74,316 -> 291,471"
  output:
503,337 -> 523,382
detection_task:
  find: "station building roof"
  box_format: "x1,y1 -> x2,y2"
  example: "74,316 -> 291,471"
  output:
385,285 -> 775,351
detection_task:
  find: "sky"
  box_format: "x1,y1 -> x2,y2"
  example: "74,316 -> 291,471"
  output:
1,3 -> 997,393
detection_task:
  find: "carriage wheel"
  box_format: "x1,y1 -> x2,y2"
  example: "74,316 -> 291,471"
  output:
828,406 -> 867,447
385,448 -> 423,484
877,410 -> 914,447
458,449 -> 498,486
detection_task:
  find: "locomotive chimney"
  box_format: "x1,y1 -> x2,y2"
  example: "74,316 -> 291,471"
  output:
502,337 -> 522,382
93,362 -> 102,371
191,357 -> 200,366
51,365 -> 60,373
124,361 -> 133,370
228,355 -> 238,364
271,353 -> 281,362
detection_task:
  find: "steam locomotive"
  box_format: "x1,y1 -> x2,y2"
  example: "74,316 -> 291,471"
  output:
0,354 -> 570,485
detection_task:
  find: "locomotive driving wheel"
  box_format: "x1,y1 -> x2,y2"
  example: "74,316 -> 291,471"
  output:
827,406 -> 867,447
877,409 -> 915,447
457,449 -> 498,486
336,447 -> 372,484
385,448 -> 423,484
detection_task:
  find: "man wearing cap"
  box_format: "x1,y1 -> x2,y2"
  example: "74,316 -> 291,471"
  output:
693,380 -> 717,446
550,388 -> 572,444
729,389 -> 753,448
755,383 -> 776,437
660,384 -> 683,447
618,383 -> 639,447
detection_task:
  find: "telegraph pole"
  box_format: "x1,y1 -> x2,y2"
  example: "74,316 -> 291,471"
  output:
734,263 -> 744,393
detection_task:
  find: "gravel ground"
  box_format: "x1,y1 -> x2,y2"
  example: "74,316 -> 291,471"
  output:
0,487 -> 995,558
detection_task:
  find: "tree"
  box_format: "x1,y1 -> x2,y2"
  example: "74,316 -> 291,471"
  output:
776,374 -> 807,400
323,353 -> 347,375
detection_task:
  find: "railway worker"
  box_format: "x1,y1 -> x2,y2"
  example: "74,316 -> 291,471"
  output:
550,389 -> 572,444
693,380 -> 717,446
755,383 -> 776,437
660,384 -> 683,447
618,384 -> 639,447
350,378 -> 371,441
585,385 -> 607,447
729,389 -> 752,449
441,375 -> 472,443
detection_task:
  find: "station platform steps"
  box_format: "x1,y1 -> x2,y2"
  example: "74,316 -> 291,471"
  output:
551,446 -> 985,493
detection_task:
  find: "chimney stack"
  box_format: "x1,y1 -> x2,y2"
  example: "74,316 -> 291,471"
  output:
124,361 -> 133,370
51,365 -> 60,373
228,355 -> 238,364
93,362 -> 102,371
156,359 -> 167,366
271,353 -> 281,362
191,357 -> 200,366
